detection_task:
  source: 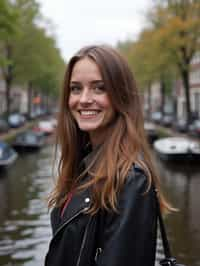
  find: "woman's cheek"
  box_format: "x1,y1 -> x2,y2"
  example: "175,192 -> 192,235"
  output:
68,96 -> 77,109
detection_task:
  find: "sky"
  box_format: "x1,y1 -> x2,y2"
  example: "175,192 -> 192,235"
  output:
37,0 -> 152,61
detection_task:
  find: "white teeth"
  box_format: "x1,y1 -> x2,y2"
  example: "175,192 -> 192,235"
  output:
80,110 -> 98,116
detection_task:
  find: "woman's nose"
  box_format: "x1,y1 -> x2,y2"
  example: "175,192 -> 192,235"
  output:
79,88 -> 93,104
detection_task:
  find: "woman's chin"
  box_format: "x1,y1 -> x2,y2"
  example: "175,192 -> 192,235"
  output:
79,126 -> 98,132
77,121 -> 101,132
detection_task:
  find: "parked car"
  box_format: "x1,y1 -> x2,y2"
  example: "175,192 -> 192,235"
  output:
161,114 -> 174,127
173,119 -> 188,133
8,113 -> 26,128
144,122 -> 158,144
188,119 -> 200,137
0,118 -> 9,134
151,112 -> 162,124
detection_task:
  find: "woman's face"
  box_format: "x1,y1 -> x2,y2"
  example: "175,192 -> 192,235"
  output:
68,57 -> 115,144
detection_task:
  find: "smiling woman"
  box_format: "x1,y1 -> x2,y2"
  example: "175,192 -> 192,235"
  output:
45,45 -> 171,266
68,57 -> 115,145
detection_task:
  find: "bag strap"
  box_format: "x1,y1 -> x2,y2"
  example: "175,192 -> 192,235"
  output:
155,189 -> 172,259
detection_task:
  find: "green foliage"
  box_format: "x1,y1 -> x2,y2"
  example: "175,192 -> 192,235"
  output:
0,0 -> 65,116
0,0 -> 18,36
118,0 -> 200,122
150,0 -> 200,122
118,28 -> 175,94
0,0 -> 19,67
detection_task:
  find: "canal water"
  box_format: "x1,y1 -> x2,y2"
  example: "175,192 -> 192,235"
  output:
0,145 -> 199,265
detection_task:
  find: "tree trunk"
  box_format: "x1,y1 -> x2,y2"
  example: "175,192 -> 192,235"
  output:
160,78 -> 165,116
147,83 -> 152,120
181,68 -> 191,124
5,77 -> 11,117
4,43 -> 13,117
46,94 -> 50,114
27,81 -> 33,118
172,94 -> 177,120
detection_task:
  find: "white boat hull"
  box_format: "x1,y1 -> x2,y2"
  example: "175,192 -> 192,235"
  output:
153,137 -> 200,161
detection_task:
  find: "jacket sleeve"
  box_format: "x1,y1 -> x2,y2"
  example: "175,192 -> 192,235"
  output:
95,166 -> 157,266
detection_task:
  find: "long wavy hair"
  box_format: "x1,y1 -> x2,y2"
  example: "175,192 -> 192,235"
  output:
48,45 -> 170,213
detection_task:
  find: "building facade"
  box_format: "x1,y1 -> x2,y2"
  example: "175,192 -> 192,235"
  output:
0,78 -> 28,116
143,51 -> 200,121
176,52 -> 200,120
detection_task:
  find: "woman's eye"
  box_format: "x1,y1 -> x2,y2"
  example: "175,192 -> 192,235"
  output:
93,84 -> 106,94
70,86 -> 81,94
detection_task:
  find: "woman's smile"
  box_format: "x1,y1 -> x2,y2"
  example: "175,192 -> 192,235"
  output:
78,109 -> 101,118
68,57 -> 115,144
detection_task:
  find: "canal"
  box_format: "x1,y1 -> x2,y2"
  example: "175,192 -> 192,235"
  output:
0,145 -> 199,265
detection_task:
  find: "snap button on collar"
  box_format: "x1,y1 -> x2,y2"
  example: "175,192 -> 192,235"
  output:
85,197 -> 90,203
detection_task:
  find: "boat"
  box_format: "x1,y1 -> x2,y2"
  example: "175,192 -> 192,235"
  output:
153,137 -> 200,161
32,120 -> 55,136
0,141 -> 18,168
12,131 -> 46,151
144,122 -> 158,144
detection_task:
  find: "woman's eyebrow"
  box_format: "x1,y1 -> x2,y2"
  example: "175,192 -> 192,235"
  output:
70,80 -> 104,84
90,80 -> 104,84
70,81 -> 80,84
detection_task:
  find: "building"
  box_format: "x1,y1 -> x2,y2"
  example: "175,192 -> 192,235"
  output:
0,77 -> 28,116
176,51 -> 200,120
143,82 -> 161,117
143,51 -> 200,121
143,81 -> 173,117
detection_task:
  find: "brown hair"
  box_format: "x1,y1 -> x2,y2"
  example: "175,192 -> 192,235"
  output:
48,45 -> 170,213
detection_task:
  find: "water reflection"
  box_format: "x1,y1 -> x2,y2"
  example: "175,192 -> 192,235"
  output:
0,174 -> 10,224
0,146 -> 53,266
156,154 -> 200,266
0,147 -> 199,265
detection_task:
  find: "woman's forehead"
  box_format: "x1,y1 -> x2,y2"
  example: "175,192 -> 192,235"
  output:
70,58 -> 103,82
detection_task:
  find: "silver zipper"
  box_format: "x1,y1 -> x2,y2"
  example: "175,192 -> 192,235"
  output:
95,247 -> 102,262
49,207 -> 89,246
76,216 -> 92,266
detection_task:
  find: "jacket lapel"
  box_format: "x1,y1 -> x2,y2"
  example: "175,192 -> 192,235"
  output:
60,186 -> 91,225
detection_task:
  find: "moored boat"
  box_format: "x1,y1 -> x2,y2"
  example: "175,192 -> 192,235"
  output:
32,120 -> 55,136
144,122 -> 158,144
12,131 -> 46,151
0,141 -> 18,168
153,137 -> 200,161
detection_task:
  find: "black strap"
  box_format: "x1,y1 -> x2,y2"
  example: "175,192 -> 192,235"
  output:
155,190 -> 172,259
154,188 -> 187,266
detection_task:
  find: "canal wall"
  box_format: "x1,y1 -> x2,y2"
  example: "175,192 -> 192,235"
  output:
0,121 -> 37,144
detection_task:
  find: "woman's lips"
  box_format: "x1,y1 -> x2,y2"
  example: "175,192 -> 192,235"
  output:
78,110 -> 101,118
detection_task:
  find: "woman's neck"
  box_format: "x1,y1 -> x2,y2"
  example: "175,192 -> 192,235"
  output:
89,131 -> 106,149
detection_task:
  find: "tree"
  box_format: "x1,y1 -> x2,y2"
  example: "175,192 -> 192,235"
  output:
0,0 -> 18,38
0,0 -> 40,116
0,0 -> 19,116
0,0 -> 65,117
118,28 -> 175,117
14,23 -> 65,116
149,0 -> 200,123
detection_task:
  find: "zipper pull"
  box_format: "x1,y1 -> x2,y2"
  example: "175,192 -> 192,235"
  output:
95,247 -> 102,261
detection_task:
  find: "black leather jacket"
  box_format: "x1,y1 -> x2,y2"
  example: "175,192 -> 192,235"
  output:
45,165 -> 158,266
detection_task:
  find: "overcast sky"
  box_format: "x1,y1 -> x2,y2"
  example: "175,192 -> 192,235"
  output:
37,0 -> 152,61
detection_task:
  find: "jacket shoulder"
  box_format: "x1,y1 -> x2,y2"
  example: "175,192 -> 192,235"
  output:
124,163 -> 150,194
95,163 -> 157,266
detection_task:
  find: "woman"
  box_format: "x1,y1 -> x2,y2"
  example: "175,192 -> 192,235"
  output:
45,45 -> 170,266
